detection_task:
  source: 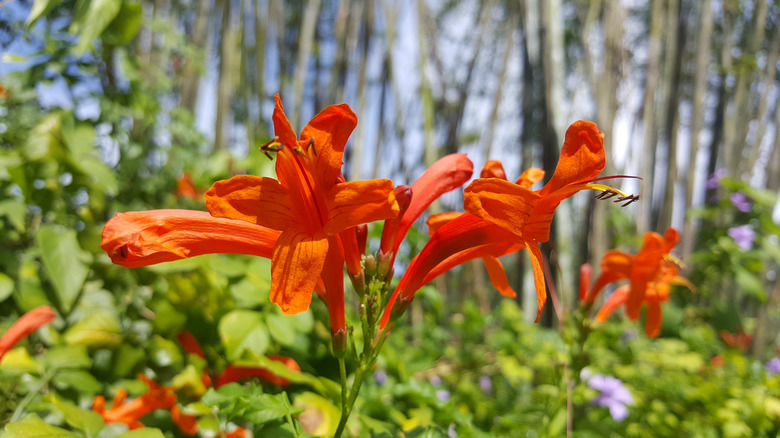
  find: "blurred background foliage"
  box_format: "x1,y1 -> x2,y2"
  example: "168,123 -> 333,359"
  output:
1,0 -> 780,436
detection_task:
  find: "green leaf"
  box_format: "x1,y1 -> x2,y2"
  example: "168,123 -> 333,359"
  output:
219,310 -> 269,361
118,429 -> 166,438
15,257 -> 50,312
43,344 -> 91,370
51,369 -> 102,394
2,413 -> 80,437
245,393 -> 300,425
0,272 -> 14,303
102,2 -> 143,45
61,121 -> 96,162
45,394 -> 104,436
26,113 -> 61,160
36,225 -> 89,312
148,335 -> 184,368
71,0 -> 123,55
80,156 -> 118,195
735,267 -> 765,300
0,347 -> 43,375
201,383 -> 301,425
25,0 -> 65,31
266,313 -> 296,346
63,310 -> 121,347
0,199 -> 26,232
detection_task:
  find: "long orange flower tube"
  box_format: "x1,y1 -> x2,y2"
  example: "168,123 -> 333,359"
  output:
463,121 -> 638,322
585,227 -> 684,320
0,305 -> 56,363
102,209 -> 280,268
205,95 -> 399,314
595,261 -> 694,337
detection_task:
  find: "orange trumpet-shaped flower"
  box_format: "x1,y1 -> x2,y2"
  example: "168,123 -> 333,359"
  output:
102,209 -> 280,268
463,121 -> 638,322
205,95 -> 399,314
595,261 -> 694,337
585,227 -> 686,320
0,305 -> 56,363
216,355 -> 302,387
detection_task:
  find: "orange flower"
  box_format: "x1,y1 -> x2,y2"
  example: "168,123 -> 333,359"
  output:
102,209 -> 279,268
462,121 -> 637,321
0,305 -> 56,363
719,329 -> 752,352
216,355 -> 302,387
175,173 -> 200,200
594,261 -> 693,337
585,228 -> 689,320
205,95 -> 399,314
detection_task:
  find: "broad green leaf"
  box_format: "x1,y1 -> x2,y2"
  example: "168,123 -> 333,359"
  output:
63,310 -> 121,347
15,257 -> 50,312
2,413 -> 80,437
26,113 -> 61,160
61,121 -> 96,162
0,347 -> 43,375
72,0 -> 123,55
102,2 -> 143,45
80,156 -> 117,195
219,310 -> 269,361
293,392 -> 340,436
0,272 -> 14,302
44,344 -> 91,370
25,0 -> 65,30
735,267 -> 765,300
118,429 -> 166,438
245,393 -> 299,425
230,277 -> 269,308
0,199 -> 26,232
45,394 -> 105,436
266,313 -> 296,346
51,369 -> 102,394
210,254 -> 249,278
112,343 -> 146,378
148,335 -> 183,368
234,356 -> 329,395
36,225 -> 89,312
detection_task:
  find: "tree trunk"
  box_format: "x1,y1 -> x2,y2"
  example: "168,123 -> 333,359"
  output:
214,0 -> 235,151
180,0 -> 212,112
291,0 -> 321,128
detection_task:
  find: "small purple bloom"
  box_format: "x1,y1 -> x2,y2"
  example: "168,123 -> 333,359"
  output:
447,423 -> 458,438
436,389 -> 450,402
767,358 -> 780,376
730,192 -> 753,213
429,375 -> 442,386
706,169 -> 727,189
587,374 -> 633,422
728,225 -> 756,250
620,329 -> 638,342
479,375 -> 492,393
375,370 -> 388,385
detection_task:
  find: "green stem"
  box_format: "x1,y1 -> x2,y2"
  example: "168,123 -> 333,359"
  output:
334,365 -> 368,438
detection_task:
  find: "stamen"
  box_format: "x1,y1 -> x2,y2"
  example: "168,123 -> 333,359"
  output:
260,137 -> 284,160
307,137 -> 317,156
582,183 -> 639,207
118,245 -> 128,258
292,146 -> 305,156
664,254 -> 685,269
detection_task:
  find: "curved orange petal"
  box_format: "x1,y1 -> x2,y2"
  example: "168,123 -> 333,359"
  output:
171,405 -> 199,436
481,255 -> 516,298
177,331 -> 205,359
395,153 -> 473,253
594,285 -> 630,322
205,175 -> 297,230
539,121 -> 605,197
271,229 -> 328,314
420,242 -> 523,293
626,232 -> 668,320
579,264 -> 592,301
480,160 -> 508,179
101,210 -> 280,268
663,227 -> 679,251
515,167 -> 545,189
0,305 -> 56,362
338,228 -> 362,276
526,242 -> 547,323
300,103 -> 358,187
464,178 -> 541,239
426,211 -> 465,236
322,236 -> 346,334
380,185 -> 412,253
585,250 -> 634,303
644,301 -> 662,338
271,95 -> 299,155
324,179 -> 399,235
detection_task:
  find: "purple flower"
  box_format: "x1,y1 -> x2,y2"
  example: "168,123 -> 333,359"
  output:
447,423 -> 458,438
706,169 -> 727,189
587,374 -> 633,422
479,375 -> 492,393
728,225 -> 756,250
436,389 -> 450,402
375,370 -> 388,385
730,192 -> 753,213
429,375 -> 442,386
767,358 -> 780,376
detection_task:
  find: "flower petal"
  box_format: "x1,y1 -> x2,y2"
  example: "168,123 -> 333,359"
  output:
300,102 -> 358,187
101,210 -> 280,268
206,175 -> 297,230
322,236 -> 346,333
594,285 -> 630,322
645,301 -> 662,338
395,153 -> 473,252
481,255 -> 517,297
421,243 -> 523,295
324,179 -> 399,234
527,242 -> 547,323
539,121 -> 605,197
380,185 -> 412,253
585,250 -> 634,303
464,178 -> 540,238
426,212 -> 465,236
0,305 -> 56,362
480,160 -> 508,179
271,229 -> 328,314
272,94 -> 300,153
515,167 -> 545,189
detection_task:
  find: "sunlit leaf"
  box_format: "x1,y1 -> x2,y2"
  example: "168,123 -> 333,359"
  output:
63,310 -> 121,347
219,310 -> 269,361
51,369 -> 102,394
71,0 -> 122,55
45,394 -> 104,436
2,414 -> 79,437
0,272 -> 14,302
0,347 -> 43,375
102,2 -> 143,45
118,428 -> 166,438
25,0 -> 65,30
26,113 -> 61,160
43,344 -> 91,370
266,313 -> 296,346
0,199 -> 26,232
36,225 -> 89,313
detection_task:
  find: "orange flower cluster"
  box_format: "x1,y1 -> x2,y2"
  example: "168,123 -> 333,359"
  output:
585,227 -> 695,337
